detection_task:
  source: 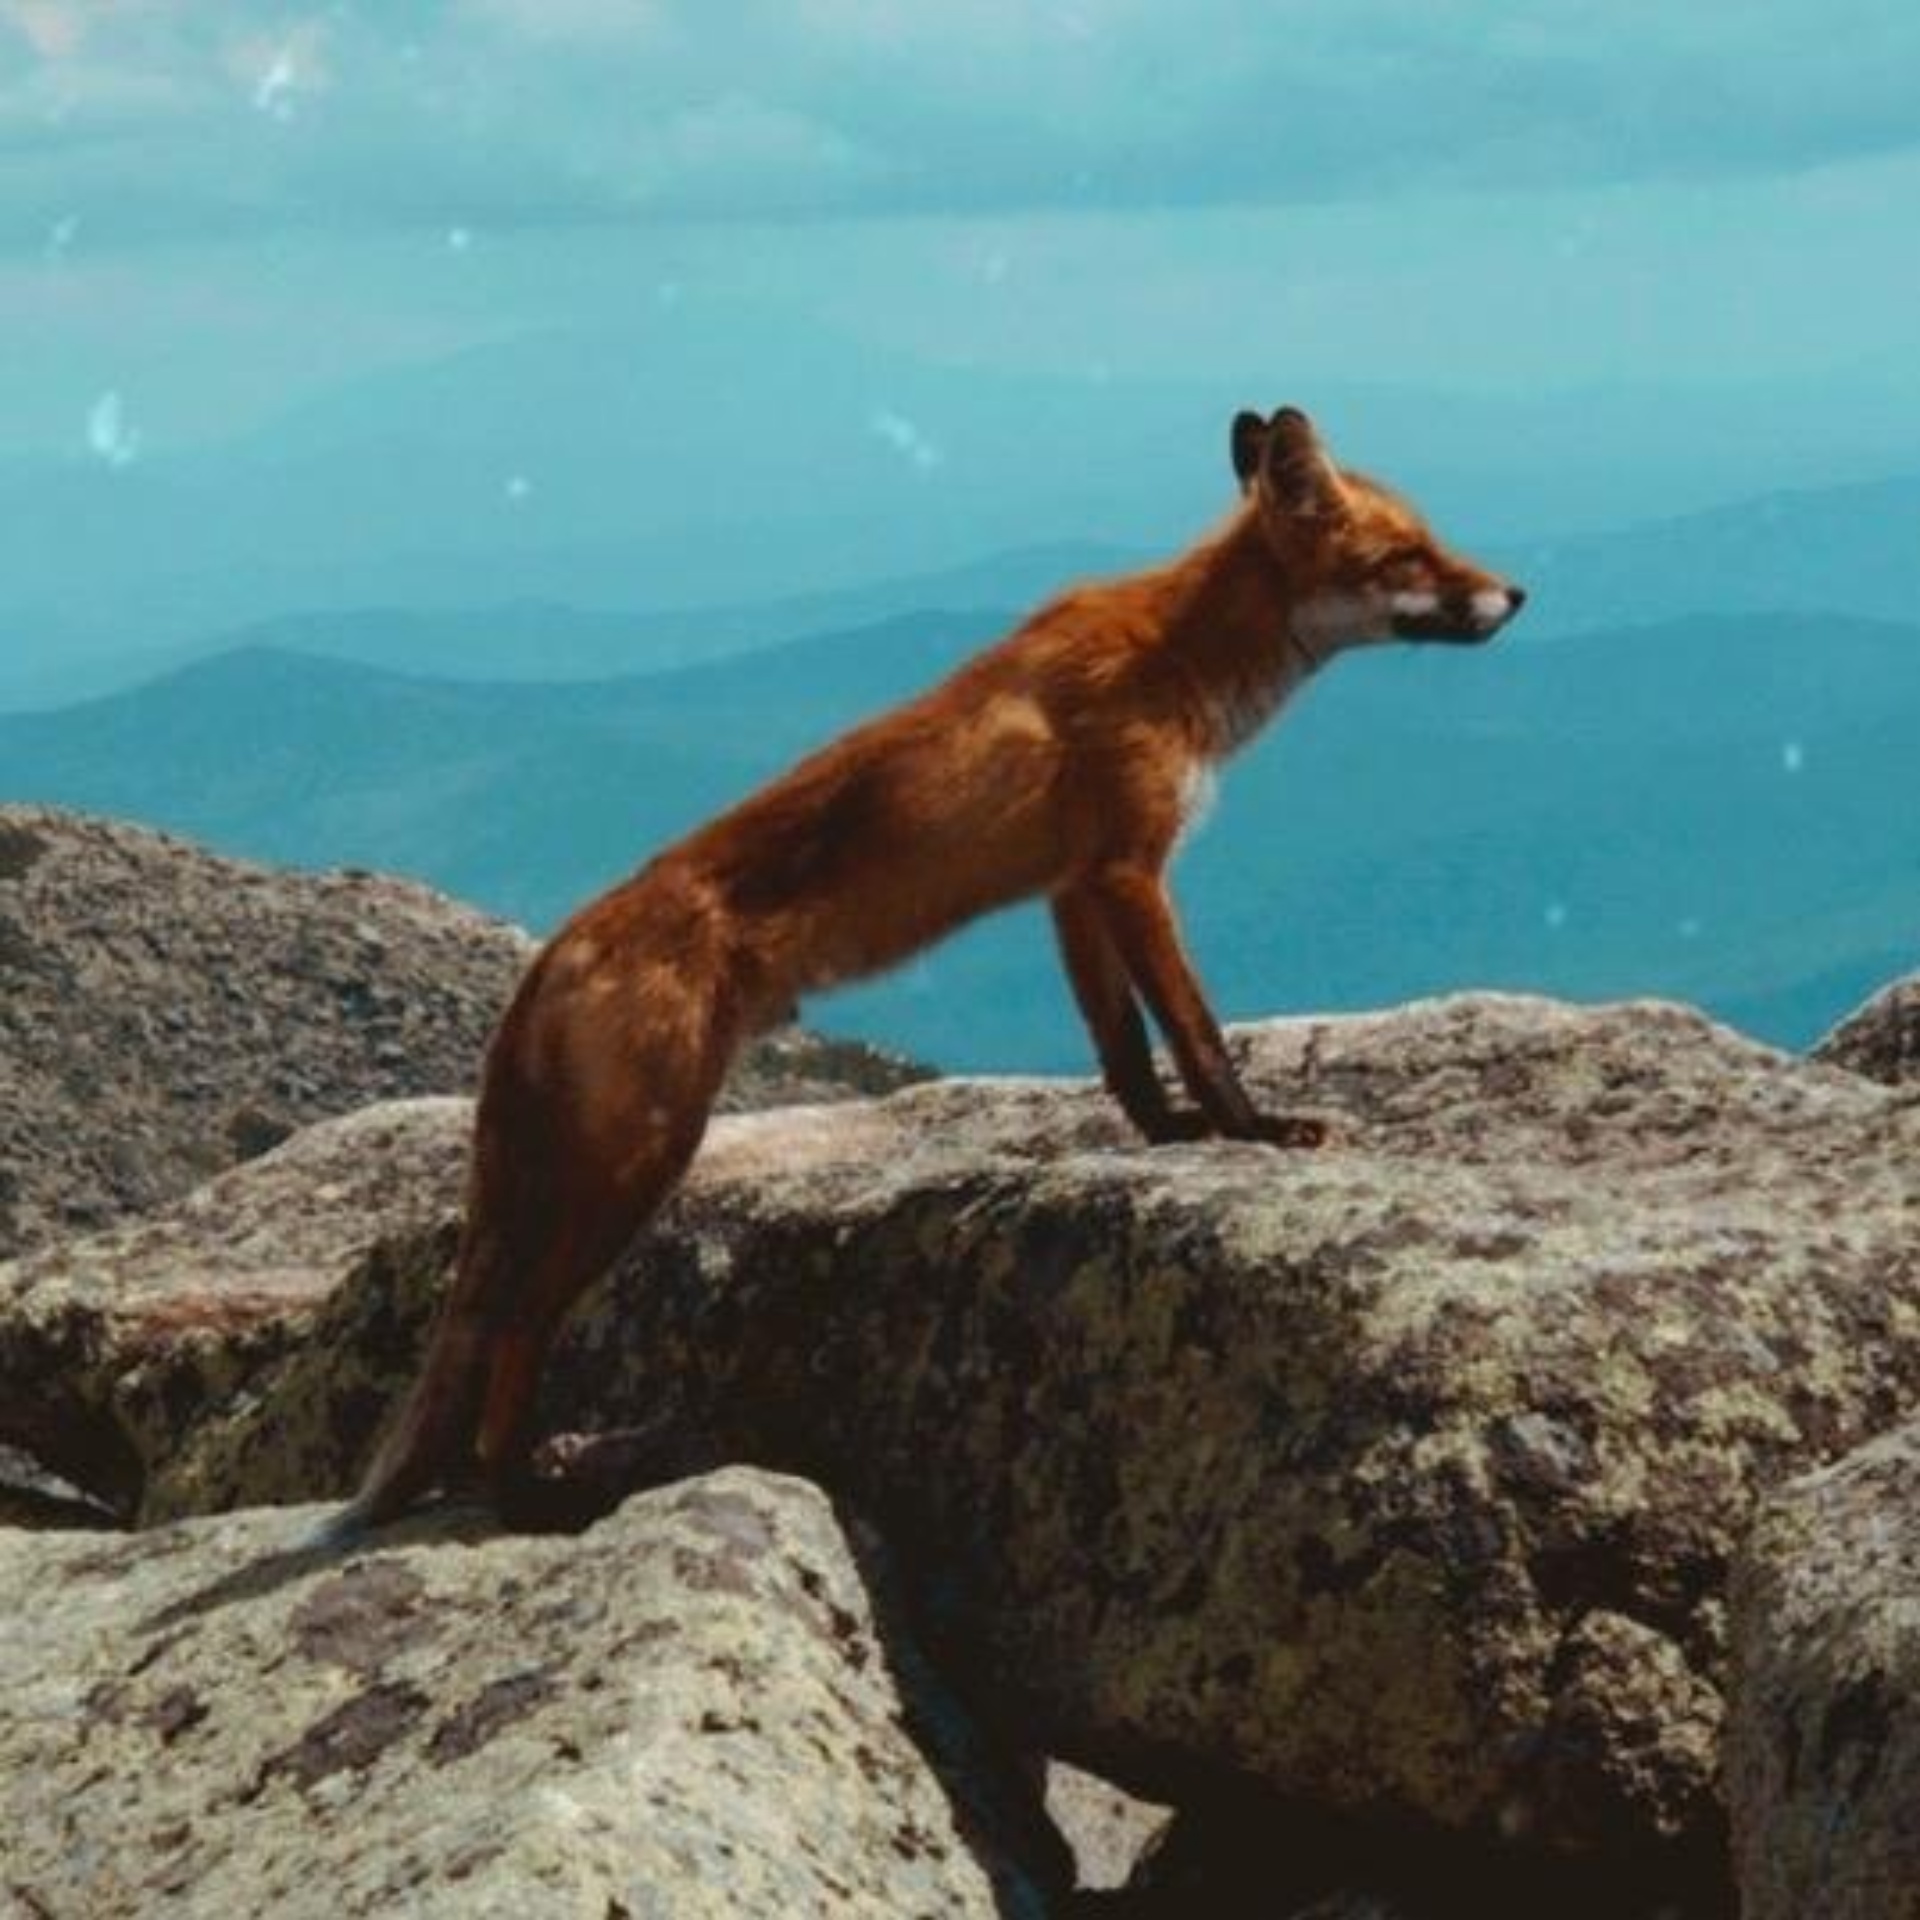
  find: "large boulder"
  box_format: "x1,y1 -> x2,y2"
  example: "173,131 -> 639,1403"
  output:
0,806 -> 528,1258
0,1467 -> 1062,1918
0,806 -> 924,1261
0,1101 -> 470,1515
7,991 -> 1918,1895
1813,971 -> 1920,1088
1726,1423 -> 1920,1920
544,993 -> 1920,1882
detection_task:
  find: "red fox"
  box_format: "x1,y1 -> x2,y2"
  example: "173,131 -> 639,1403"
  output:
337,406 -> 1525,1530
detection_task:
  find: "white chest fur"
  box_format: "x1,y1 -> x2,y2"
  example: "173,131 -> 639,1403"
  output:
1202,615 -> 1328,757
1175,762 -> 1219,844
1292,591 -> 1375,655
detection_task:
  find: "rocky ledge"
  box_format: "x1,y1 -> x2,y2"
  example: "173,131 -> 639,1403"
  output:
0,1467 -> 1064,1917
1813,970 -> 1920,1089
7,986 -> 1918,1912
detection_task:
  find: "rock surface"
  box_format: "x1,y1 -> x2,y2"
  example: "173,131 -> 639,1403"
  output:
0,806 -> 925,1261
0,1467 -> 1060,1918
0,806 -> 527,1259
1727,1422 -> 1920,1920
0,1101 -> 470,1515
1084,1791 -> 1725,1920
1045,1764 -> 1171,1894
728,1022 -> 934,1110
529,994 -> 1920,1879
9,990 -> 1919,1895
1814,970 -> 1920,1088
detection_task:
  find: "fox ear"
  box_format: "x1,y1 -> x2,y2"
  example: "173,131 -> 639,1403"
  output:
1230,410 -> 1269,490
1264,406 -> 1344,518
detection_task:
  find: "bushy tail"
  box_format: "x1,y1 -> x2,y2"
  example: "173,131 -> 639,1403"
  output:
307,955 -> 728,1552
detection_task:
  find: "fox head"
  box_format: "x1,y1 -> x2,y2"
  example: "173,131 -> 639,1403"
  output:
1231,406 -> 1526,654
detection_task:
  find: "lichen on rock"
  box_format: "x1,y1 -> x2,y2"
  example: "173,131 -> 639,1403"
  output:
1726,1420 -> 1920,1920
0,1468 -> 1061,1918
9,989 -> 1916,1898
1813,969 -> 1920,1089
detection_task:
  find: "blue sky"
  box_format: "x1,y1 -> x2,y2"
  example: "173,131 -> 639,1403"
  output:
8,2 -> 1920,232
2,4 -> 1918,581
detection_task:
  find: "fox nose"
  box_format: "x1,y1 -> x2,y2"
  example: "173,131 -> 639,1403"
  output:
1469,584 -> 1526,633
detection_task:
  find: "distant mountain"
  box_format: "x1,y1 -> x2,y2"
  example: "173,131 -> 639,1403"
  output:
4,607 -> 1912,1070
6,306 -> 1916,703
12,456 -> 1920,716
1518,473 -> 1920,635
0,311 -> 1213,698
0,542 -> 1131,710
0,613 -> 1001,925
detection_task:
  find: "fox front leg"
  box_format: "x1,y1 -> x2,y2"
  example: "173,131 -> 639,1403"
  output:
1084,864 -> 1330,1149
1052,885 -> 1208,1142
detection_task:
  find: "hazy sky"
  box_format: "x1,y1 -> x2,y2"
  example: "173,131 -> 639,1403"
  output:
3,2 -> 1919,469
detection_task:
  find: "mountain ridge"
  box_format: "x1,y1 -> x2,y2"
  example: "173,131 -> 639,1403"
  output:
4,605 -> 1912,1068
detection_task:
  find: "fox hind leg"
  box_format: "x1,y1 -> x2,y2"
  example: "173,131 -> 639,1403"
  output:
464,905 -> 744,1509
474,1116 -> 706,1512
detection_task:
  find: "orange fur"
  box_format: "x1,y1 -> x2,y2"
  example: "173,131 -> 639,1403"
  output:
341,407 -> 1525,1527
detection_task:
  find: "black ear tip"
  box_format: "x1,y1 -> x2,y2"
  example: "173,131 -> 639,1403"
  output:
1230,410 -> 1269,481
1271,405 -> 1313,433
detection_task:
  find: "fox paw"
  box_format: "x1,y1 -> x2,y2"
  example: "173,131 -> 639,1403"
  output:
1138,1107 -> 1343,1149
